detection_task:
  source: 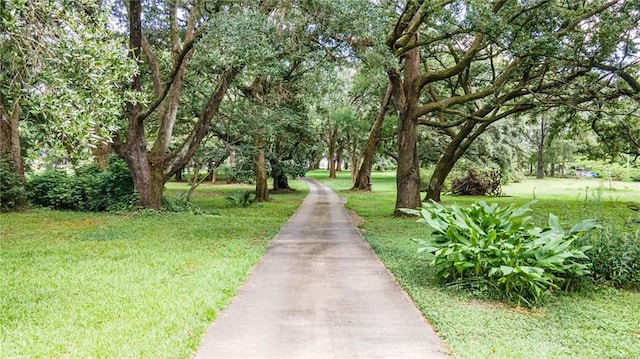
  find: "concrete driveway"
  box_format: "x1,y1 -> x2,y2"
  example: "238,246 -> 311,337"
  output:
194,178 -> 448,358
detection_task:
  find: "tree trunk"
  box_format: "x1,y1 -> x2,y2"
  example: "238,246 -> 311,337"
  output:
425,121 -> 485,202
274,174 -> 290,191
536,118 -> 547,179
0,97 -> 25,187
254,135 -> 269,201
121,142 -> 165,209
350,151 -> 358,183
391,33 -> 422,215
271,160 -> 291,191
116,2 -> 239,209
426,151 -> 458,203
394,110 -> 421,215
352,81 -> 393,191
328,124 -> 337,179
335,144 -> 344,172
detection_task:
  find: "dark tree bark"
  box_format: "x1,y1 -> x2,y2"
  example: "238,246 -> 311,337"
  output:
335,144 -> 344,172
274,174 -> 290,190
271,160 -> 291,191
0,94 -> 27,209
0,96 -> 24,188
394,109 -> 421,214
536,118 -> 547,179
327,124 -> 338,179
426,122 -> 477,202
352,81 -> 393,191
390,34 -> 422,215
254,135 -> 269,201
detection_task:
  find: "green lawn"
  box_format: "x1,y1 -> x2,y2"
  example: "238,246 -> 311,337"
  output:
3,173 -> 639,358
308,170 -> 640,359
0,181 -> 307,358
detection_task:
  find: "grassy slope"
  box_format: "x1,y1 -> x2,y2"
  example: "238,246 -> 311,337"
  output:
308,170 -> 640,359
0,181 -> 307,358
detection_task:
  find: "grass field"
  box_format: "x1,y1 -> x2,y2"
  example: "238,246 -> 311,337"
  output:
0,181 -> 307,358
307,170 -> 640,359
502,176 -> 640,202
3,172 -> 639,358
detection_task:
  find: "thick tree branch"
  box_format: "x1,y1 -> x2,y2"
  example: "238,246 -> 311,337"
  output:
415,57 -> 522,117
164,66 -> 241,178
595,63 -> 640,94
417,34 -> 485,90
134,30 -> 203,123
141,35 -> 162,96
558,0 -> 619,34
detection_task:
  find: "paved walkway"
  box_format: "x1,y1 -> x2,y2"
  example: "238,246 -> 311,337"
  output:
194,178 -> 448,358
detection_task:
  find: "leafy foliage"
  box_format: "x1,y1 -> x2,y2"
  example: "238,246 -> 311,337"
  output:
578,227 -> 640,289
26,158 -> 138,212
405,201 -> 601,306
225,191 -> 257,208
161,197 -> 209,215
0,158 -> 25,211
2,2 -> 136,163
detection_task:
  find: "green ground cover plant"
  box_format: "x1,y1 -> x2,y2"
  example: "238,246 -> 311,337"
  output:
579,227 -> 640,289
308,170 -> 640,358
405,201 -> 598,306
0,181 -> 306,358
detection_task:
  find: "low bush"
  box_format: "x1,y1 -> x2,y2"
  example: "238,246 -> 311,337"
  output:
405,201 -> 600,306
225,191 -> 257,207
26,158 -> 138,212
0,158 -> 26,211
578,227 -> 640,289
451,169 -> 502,197
505,170 -> 525,184
419,168 -> 433,192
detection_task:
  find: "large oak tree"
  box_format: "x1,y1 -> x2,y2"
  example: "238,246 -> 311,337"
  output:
385,0 -> 640,214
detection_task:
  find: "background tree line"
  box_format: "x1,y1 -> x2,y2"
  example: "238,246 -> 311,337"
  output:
1,0 -> 639,214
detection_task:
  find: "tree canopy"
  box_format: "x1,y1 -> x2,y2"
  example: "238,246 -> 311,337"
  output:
2,0 -> 639,213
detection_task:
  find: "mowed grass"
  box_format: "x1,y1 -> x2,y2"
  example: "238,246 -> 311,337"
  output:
0,181 -> 307,358
307,170 -> 640,358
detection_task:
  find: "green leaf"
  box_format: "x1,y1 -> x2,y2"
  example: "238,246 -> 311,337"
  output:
568,219 -> 602,234
548,213 -> 563,233
500,265 -> 514,275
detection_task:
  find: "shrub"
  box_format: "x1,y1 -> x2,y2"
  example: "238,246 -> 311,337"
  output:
451,169 -> 502,197
27,169 -> 80,210
405,201 -> 600,306
225,191 -> 257,207
0,158 -> 26,211
578,227 -> 640,289
162,197 -> 209,215
26,158 -> 138,212
419,168 -> 433,192
505,170 -> 525,184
